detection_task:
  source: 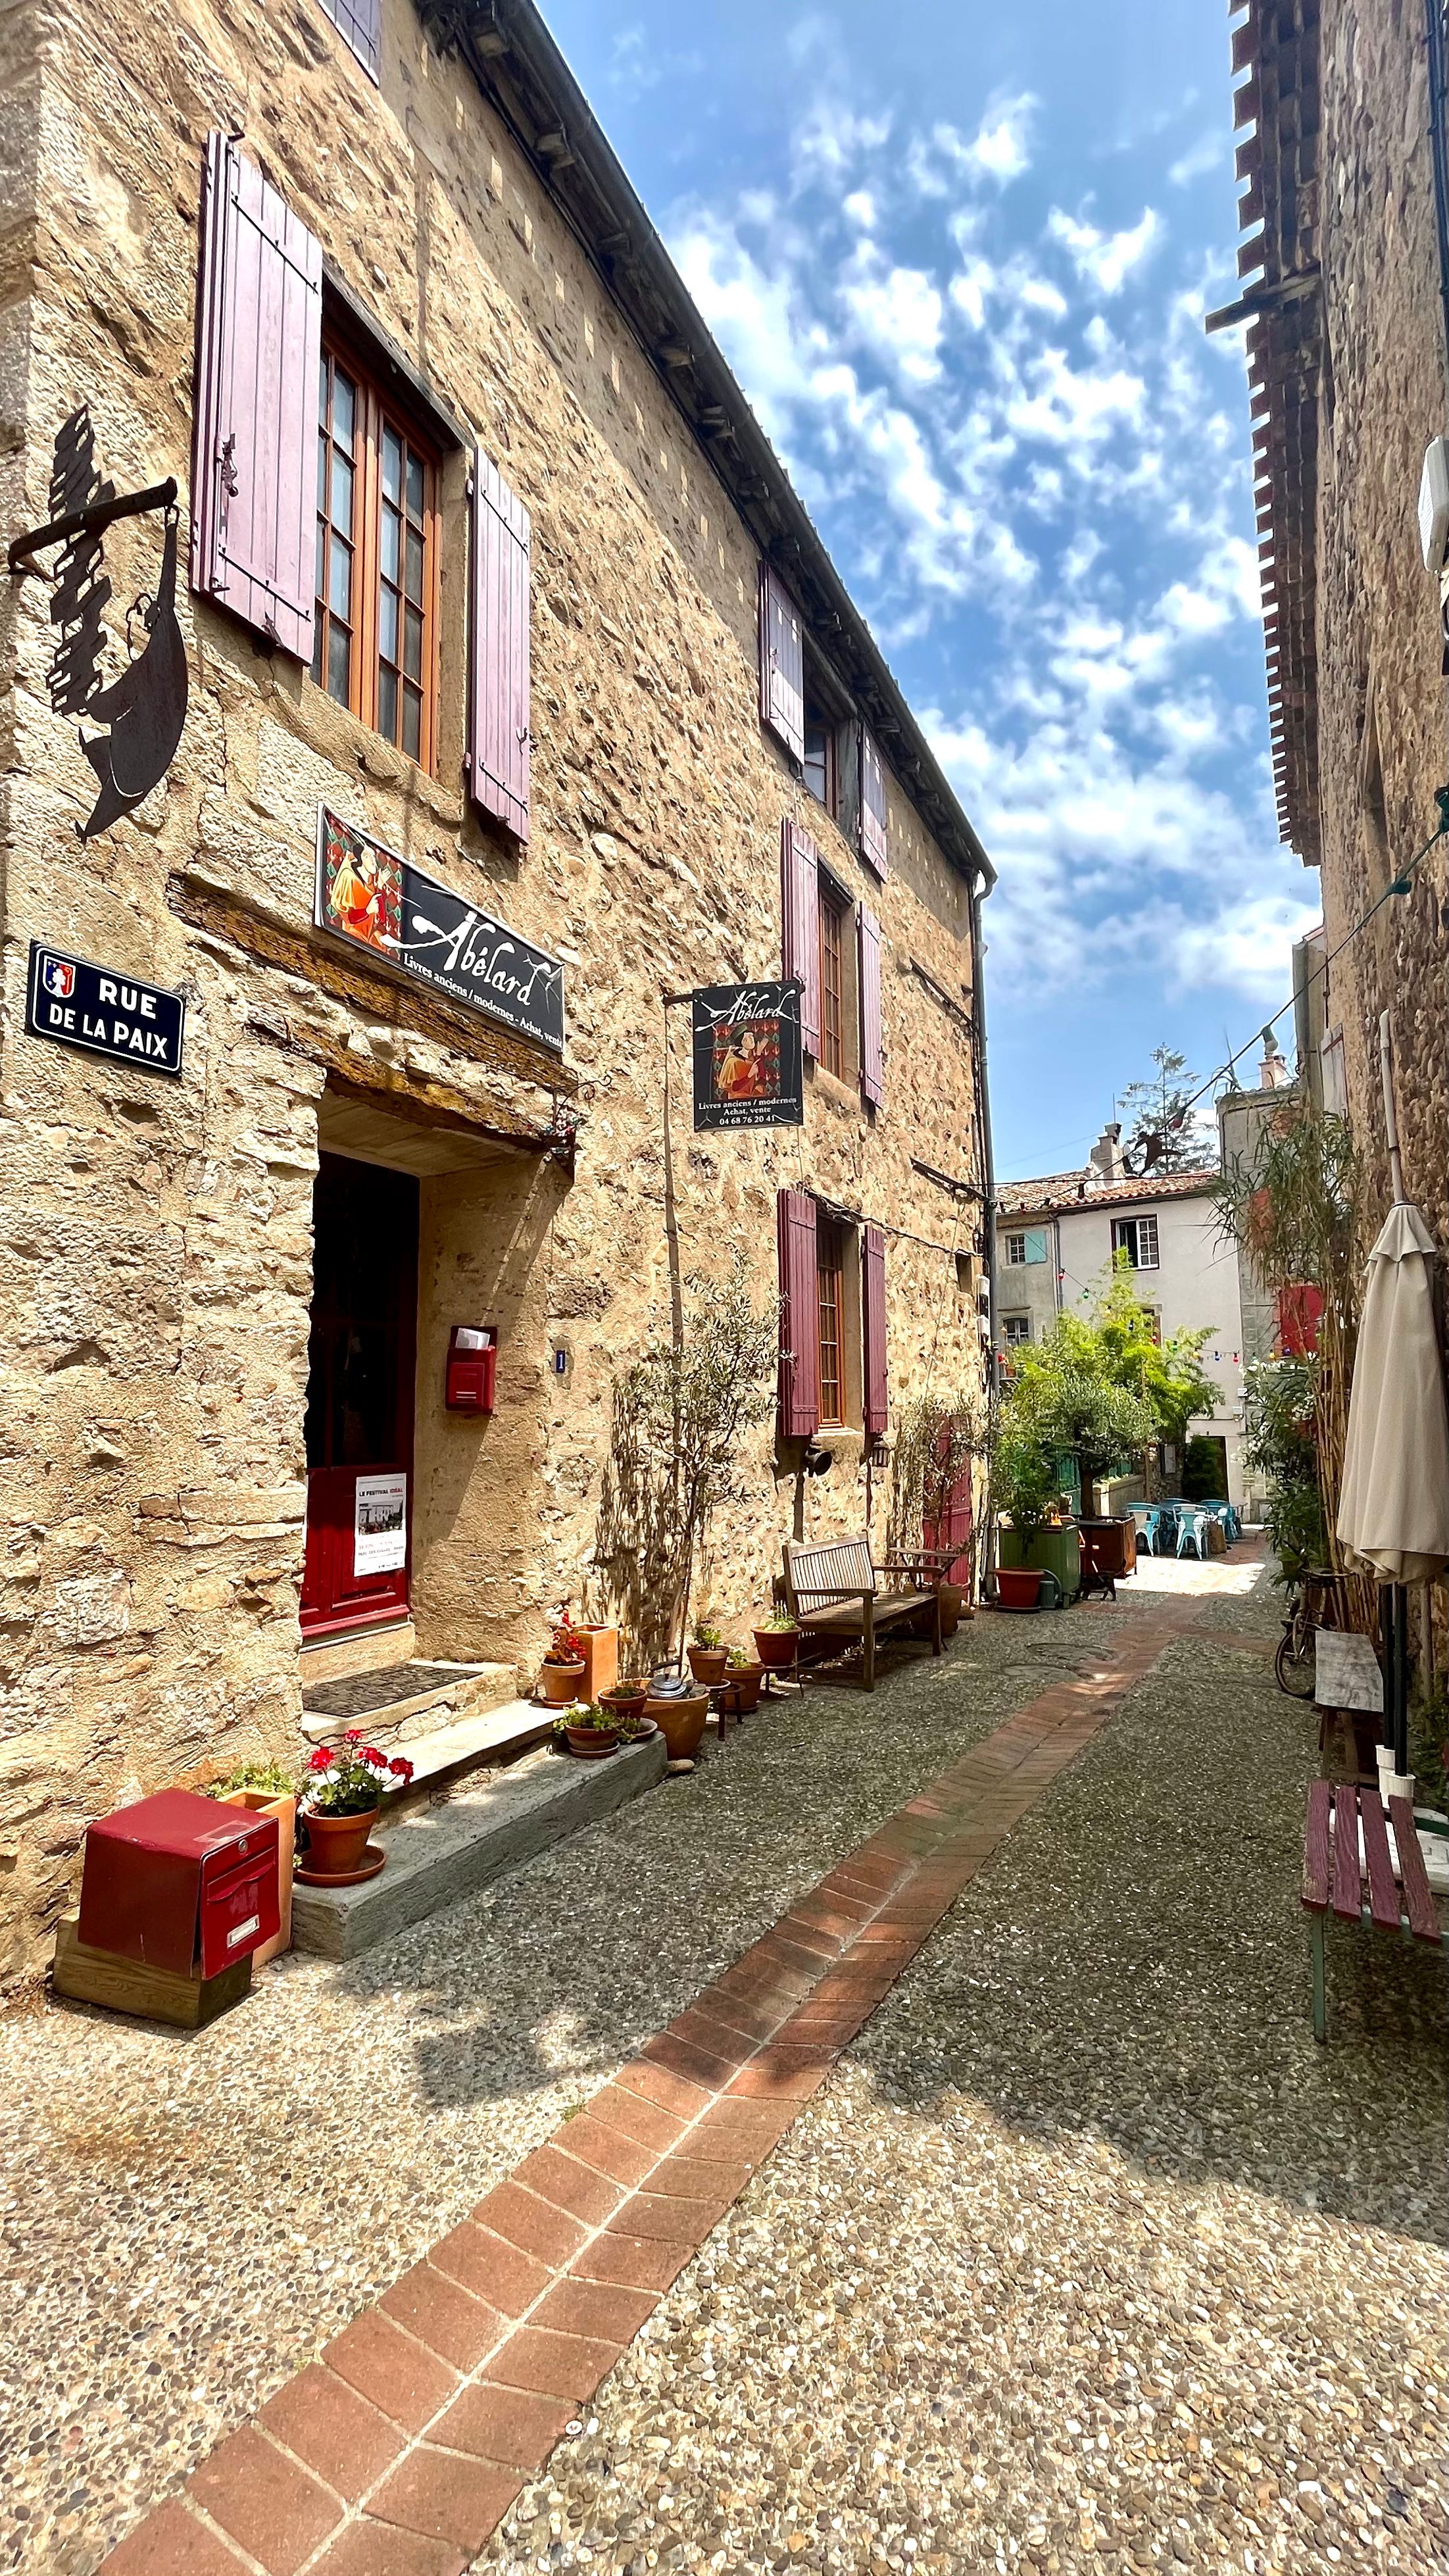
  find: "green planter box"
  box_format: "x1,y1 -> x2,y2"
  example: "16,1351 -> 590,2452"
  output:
998,1524 -> 1083,1601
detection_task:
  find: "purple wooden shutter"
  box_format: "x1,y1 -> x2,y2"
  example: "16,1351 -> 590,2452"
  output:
858,903 -> 883,1108
781,818 -> 822,1058
758,562 -> 804,760
862,1223 -> 889,1439
191,133 -> 321,660
777,1188 -> 820,1439
860,728 -> 889,877
468,449 -> 531,843
317,0 -> 381,80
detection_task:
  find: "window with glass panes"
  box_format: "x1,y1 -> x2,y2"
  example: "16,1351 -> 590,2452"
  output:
313,335 -> 438,770
818,885 -> 847,1078
816,1220 -> 847,1426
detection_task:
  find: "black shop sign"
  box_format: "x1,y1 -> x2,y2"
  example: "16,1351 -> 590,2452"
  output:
316,808 -> 565,1055
25,941 -> 185,1076
691,980 -> 804,1131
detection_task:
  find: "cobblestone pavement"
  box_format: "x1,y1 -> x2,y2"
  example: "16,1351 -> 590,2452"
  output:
3,1585 -> 1176,2575
3,1551 -> 1444,2576
479,1566 -> 1448,2576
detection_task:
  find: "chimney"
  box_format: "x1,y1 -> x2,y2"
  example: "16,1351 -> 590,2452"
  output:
1088,1122 -> 1124,1181
1258,1031 -> 1290,1089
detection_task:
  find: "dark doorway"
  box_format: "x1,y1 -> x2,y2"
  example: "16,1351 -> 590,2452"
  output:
301,1152 -> 419,1637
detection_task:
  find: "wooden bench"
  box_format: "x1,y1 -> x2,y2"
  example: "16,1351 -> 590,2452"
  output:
782,1535 -> 942,1693
1301,1781 -> 1446,2041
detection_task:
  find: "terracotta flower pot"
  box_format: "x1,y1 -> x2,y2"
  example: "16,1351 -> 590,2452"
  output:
720,1663 -> 763,1716
994,1566 -> 1042,1612
687,1645 -> 729,1685
599,1685 -> 648,1725
538,1656 -> 587,1705
938,1582 -> 964,1639
302,1805 -> 380,1875
217,1788 -> 295,1966
753,1625 -> 798,1671
565,1723 -> 619,1758
646,1689 -> 709,1761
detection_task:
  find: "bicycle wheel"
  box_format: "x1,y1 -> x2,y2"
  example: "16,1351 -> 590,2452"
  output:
1275,1623 -> 1315,1698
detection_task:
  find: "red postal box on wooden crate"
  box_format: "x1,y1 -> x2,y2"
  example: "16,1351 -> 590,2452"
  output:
79,1788 -> 280,1979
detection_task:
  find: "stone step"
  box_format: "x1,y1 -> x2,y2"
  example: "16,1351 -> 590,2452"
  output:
290,1735 -> 667,1960
385,1697 -> 553,1790
300,1658 -> 518,1748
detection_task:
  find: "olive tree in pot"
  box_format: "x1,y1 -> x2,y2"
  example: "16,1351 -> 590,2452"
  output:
595,1255 -> 780,1671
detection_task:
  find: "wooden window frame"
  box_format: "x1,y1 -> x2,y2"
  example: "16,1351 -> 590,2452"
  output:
1004,1231 -> 1027,1266
1112,1214 -> 1160,1271
818,880 -> 848,1079
1002,1313 -> 1031,1347
816,1219 -> 848,1429
802,695 -> 839,817
314,321 -> 442,775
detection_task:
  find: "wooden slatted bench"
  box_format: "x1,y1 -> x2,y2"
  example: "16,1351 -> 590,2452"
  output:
783,1534 -> 942,1693
1301,1781 -> 1446,2041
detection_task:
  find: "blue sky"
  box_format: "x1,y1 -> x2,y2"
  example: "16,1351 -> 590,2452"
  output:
540,0 -> 1321,1181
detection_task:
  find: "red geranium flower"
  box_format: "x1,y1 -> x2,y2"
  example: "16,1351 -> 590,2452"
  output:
343,1728 -> 363,1745
389,1756 -> 414,1781
363,1746 -> 387,1768
308,1746 -> 333,1771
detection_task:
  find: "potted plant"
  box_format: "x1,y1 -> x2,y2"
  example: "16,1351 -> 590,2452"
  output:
599,1675 -> 649,1725
559,1701 -> 621,1760
209,1759 -> 298,1966
298,1733 -> 414,1877
643,1670 -> 710,1762
719,1646 -> 763,1717
753,1607 -> 798,1670
687,1622 -> 728,1685
537,1606 -> 588,1706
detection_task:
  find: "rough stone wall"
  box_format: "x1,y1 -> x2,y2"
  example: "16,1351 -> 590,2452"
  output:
0,0 -> 987,1973
1313,0 -> 1449,1240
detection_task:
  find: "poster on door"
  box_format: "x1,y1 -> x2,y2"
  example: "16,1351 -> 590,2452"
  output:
354,1474 -> 408,1577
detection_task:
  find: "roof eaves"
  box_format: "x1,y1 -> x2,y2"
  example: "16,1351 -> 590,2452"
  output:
433,0 -> 996,893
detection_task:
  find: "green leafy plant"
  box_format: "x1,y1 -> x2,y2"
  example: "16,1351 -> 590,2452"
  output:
301,1733 -> 414,1816
758,1606 -> 797,1631
206,1759 -> 296,1800
691,1622 -> 724,1648
887,1387 -> 985,1568
993,1414 -> 1060,1552
1000,1320 -> 1156,1521
727,1645 -> 758,1670
1091,1257 -> 1218,1449
1241,1356 -> 1325,1585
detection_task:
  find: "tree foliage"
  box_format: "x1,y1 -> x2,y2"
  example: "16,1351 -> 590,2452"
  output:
995,1260 -> 1216,1524
1241,1355 -> 1326,1584
887,1385 -> 987,1564
1119,1044 -> 1216,1172
1089,1258 -> 1219,1447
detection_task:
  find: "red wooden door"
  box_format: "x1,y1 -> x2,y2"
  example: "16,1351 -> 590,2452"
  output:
923,1424 -> 973,1585
301,1154 -> 419,1638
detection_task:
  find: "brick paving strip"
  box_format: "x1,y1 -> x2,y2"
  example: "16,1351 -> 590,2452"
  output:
101,1600 -> 1234,2576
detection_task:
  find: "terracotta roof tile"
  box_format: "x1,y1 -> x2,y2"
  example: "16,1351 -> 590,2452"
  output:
996,1168 -> 1218,1219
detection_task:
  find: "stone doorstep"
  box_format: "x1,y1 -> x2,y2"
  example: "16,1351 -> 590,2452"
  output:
290,1735 -> 668,1961
300,1658 -> 519,1747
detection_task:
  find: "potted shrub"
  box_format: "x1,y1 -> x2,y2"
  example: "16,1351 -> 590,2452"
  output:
644,1670 -> 710,1762
719,1646 -> 763,1717
537,1606 -> 588,1706
686,1622 -> 728,1685
559,1701 -> 621,1760
753,1608 -> 798,1670
599,1675 -> 649,1725
298,1733 -> 414,1877
209,1759 -> 297,1966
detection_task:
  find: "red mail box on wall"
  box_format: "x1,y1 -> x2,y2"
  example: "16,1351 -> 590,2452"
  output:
79,1787 -> 280,1979
445,1323 -> 497,1412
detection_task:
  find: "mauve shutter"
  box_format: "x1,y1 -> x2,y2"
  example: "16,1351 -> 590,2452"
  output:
858,902 -> 884,1107
777,1188 -> 820,1439
862,1223 -> 889,1439
758,562 -> 804,760
318,0 -> 381,81
190,133 -> 321,660
781,818 -> 822,1058
860,727 -> 889,877
468,449 -> 531,843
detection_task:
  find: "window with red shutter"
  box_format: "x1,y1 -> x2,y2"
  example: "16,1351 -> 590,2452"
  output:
191,134 -> 322,661
858,904 -> 883,1108
781,818 -> 822,1059
759,562 -> 804,760
468,449 -> 531,843
777,1188 -> 820,1439
860,728 -> 889,877
862,1223 -> 888,1439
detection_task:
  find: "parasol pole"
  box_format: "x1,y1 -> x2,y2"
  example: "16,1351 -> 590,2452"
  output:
1377,1011 -> 1412,1773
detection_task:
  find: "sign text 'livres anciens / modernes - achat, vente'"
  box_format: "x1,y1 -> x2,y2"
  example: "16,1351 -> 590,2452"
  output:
25,941 -> 186,1076
315,807 -> 565,1054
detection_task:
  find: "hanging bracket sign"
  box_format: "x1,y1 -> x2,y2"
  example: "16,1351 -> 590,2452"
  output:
25,940 -> 185,1076
316,807 -> 564,1054
691,980 -> 804,1130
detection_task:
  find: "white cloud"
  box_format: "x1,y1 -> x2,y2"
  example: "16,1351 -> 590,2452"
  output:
1047,205 -> 1162,295
1169,132 -> 1227,187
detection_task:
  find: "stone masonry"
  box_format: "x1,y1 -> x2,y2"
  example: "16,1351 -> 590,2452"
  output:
0,0 -> 992,1974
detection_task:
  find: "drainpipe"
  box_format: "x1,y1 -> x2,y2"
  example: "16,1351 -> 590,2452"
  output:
1427,0 -> 1449,399
970,872 -> 998,1599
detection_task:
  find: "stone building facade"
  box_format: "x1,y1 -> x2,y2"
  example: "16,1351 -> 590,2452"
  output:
0,0 -> 994,1977
1214,0 -> 1449,1230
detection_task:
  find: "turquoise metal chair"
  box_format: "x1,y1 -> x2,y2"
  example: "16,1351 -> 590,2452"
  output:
1176,1506 -> 1206,1560
1129,1504 -> 1162,1554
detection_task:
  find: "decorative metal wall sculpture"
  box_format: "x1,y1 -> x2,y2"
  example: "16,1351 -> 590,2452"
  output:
9,408 -> 189,840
